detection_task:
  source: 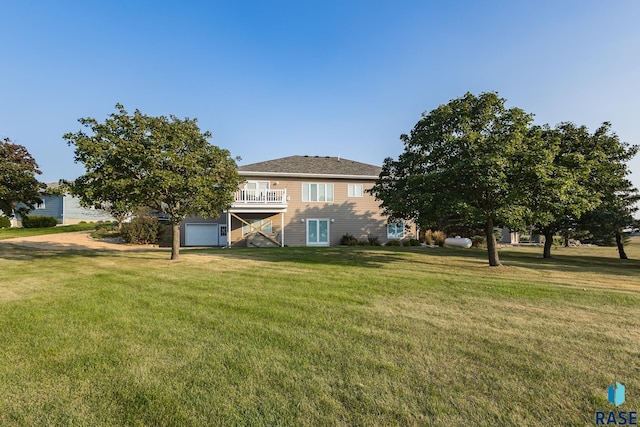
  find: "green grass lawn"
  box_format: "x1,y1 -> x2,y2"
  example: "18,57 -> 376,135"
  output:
0,238 -> 638,426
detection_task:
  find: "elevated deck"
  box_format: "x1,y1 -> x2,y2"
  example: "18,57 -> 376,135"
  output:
230,189 -> 288,212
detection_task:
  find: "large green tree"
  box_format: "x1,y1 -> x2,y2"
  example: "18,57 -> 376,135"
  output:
0,137 -> 46,218
63,104 -> 152,228
574,125 -> 639,259
532,122 -> 637,258
64,104 -> 242,260
578,185 -> 639,259
371,92 -> 546,266
528,123 -> 601,258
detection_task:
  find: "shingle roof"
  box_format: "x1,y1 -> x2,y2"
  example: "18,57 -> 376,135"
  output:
46,182 -> 63,189
238,156 -> 381,177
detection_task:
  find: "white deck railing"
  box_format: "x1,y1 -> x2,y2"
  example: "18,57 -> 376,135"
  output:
233,189 -> 287,204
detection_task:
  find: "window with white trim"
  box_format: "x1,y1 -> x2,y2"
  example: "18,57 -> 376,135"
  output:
243,181 -> 269,201
306,218 -> 330,246
35,200 -> 45,209
302,183 -> 334,202
387,221 -> 405,239
347,184 -> 363,197
245,181 -> 269,191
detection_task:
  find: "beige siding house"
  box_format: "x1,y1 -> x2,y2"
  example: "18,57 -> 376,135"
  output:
180,156 -> 414,247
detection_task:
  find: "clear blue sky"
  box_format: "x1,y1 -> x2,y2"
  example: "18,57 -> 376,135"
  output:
2,1 -> 639,194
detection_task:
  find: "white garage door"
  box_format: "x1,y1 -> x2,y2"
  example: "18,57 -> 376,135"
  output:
185,224 -> 219,246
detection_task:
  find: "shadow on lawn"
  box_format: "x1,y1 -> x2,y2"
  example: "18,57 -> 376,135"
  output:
198,244 -> 640,277
187,246 -> 413,268
0,242 -> 166,261
405,244 -> 640,277
0,244 -> 100,261
3,238 -> 638,279
499,250 -> 640,278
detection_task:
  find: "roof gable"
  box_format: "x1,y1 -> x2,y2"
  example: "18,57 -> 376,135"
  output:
238,156 -> 381,177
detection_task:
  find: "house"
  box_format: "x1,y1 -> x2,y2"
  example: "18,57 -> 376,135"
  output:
12,183 -> 115,226
179,155 -> 414,247
501,227 -> 520,244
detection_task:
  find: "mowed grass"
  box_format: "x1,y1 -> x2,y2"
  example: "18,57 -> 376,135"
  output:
0,239 -> 638,426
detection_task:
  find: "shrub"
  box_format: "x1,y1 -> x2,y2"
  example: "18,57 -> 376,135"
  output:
385,239 -> 401,246
423,230 -> 445,246
0,216 -> 10,228
424,230 -> 434,245
91,221 -> 121,239
367,235 -> 381,246
340,233 -> 358,246
471,235 -> 486,247
357,239 -> 371,246
120,216 -> 162,244
432,230 -> 446,247
157,224 -> 173,247
22,215 -> 58,228
402,239 -> 411,246
409,238 -> 420,246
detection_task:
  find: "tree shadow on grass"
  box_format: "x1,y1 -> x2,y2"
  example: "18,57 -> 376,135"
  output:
418,245 -> 640,278
0,242 -> 167,261
3,238 -> 638,280
256,244 -> 640,278
186,246 -> 413,269
498,249 -> 640,278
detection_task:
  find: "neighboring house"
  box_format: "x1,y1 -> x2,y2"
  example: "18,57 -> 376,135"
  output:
12,183 -> 115,226
501,227 -> 520,244
180,155 -> 415,247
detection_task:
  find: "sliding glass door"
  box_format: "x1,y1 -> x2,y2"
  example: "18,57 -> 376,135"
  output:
306,219 -> 329,246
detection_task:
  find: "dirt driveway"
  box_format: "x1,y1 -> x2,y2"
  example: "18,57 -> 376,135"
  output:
0,231 -> 166,252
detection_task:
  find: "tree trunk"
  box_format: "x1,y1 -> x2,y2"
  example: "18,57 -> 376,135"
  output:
485,217 -> 501,267
171,222 -> 180,260
543,230 -> 553,259
615,232 -> 628,260
115,215 -> 125,231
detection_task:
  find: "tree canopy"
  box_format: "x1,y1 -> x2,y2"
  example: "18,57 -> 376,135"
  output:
0,137 -> 46,218
573,123 -> 639,258
528,123 -> 603,258
371,92 -> 639,265
532,122 -> 638,258
370,92 -> 544,266
64,104 -> 242,260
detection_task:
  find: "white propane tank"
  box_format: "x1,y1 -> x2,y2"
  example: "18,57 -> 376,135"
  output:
444,237 -> 472,248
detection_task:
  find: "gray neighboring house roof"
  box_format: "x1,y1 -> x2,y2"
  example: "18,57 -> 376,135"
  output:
238,155 -> 382,177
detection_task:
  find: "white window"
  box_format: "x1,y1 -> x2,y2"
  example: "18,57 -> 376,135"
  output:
348,184 -> 363,197
302,183 -> 334,202
387,221 -> 405,239
35,200 -> 45,209
242,219 -> 272,236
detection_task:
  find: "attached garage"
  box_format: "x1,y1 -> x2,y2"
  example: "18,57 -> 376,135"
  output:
184,223 -> 219,246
